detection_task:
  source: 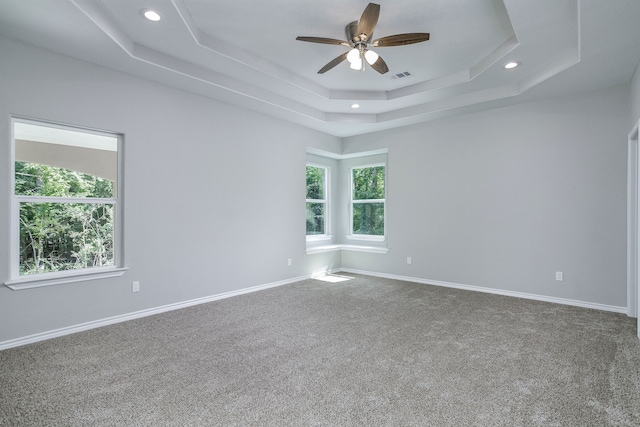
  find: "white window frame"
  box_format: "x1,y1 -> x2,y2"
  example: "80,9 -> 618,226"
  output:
348,163 -> 386,242
306,163 -> 331,241
5,117 -> 127,290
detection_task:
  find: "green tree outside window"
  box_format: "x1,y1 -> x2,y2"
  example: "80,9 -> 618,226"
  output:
352,166 -> 385,236
16,161 -> 115,275
306,165 -> 326,235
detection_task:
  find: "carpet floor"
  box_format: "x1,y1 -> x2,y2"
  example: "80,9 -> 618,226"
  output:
1,274 -> 639,426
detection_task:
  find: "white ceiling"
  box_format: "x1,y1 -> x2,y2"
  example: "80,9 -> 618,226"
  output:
1,0 -> 639,137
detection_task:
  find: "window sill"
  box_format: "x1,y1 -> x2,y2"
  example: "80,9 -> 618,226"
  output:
306,244 -> 389,255
306,234 -> 333,242
346,234 -> 386,242
4,267 -> 128,290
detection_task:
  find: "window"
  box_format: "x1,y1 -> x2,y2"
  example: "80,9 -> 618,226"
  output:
350,164 -> 385,239
306,165 -> 329,238
7,118 -> 125,289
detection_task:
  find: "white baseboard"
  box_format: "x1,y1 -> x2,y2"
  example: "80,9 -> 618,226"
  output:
338,268 -> 628,314
1,269 -> 628,351
0,275 -> 311,351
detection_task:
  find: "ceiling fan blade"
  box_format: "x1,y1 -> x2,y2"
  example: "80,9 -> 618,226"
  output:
296,36 -> 349,46
357,3 -> 380,41
369,55 -> 389,74
318,52 -> 348,74
372,33 -> 430,47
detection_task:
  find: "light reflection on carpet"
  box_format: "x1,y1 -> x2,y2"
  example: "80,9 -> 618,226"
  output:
313,274 -> 354,283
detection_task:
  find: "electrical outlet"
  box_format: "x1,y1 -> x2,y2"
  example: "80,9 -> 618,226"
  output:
132,281 -> 140,292
287,258 -> 292,266
555,272 -> 563,281
407,257 -> 412,265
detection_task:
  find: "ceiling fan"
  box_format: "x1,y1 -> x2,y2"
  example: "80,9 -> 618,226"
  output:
296,3 -> 430,74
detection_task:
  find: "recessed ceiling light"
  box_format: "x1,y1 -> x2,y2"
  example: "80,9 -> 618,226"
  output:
142,9 -> 161,22
504,61 -> 520,69
351,104 -> 360,109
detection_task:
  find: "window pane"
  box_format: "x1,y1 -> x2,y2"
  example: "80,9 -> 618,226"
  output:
353,203 -> 384,235
15,161 -> 114,198
353,166 -> 385,200
19,202 -> 114,275
306,202 -> 325,235
306,166 -> 325,200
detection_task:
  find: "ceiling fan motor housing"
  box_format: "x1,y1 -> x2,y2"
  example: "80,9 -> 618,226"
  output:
346,21 -> 370,46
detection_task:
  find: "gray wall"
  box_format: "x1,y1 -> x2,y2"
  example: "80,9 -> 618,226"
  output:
342,86 -> 630,308
0,37 -> 341,343
0,34 -> 633,345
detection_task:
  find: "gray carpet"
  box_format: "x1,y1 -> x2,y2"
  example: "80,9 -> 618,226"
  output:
1,274 -> 639,426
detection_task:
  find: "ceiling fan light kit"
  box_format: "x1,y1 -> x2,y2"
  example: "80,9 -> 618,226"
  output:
364,50 -> 379,65
296,3 -> 430,75
349,55 -> 364,71
346,48 -> 360,63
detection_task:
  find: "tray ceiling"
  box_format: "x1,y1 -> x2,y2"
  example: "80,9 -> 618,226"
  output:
0,0 -> 639,137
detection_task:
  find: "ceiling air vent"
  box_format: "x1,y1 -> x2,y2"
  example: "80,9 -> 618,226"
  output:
390,71 -> 412,80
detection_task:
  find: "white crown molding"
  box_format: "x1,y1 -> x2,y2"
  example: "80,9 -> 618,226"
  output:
170,0 -> 331,100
